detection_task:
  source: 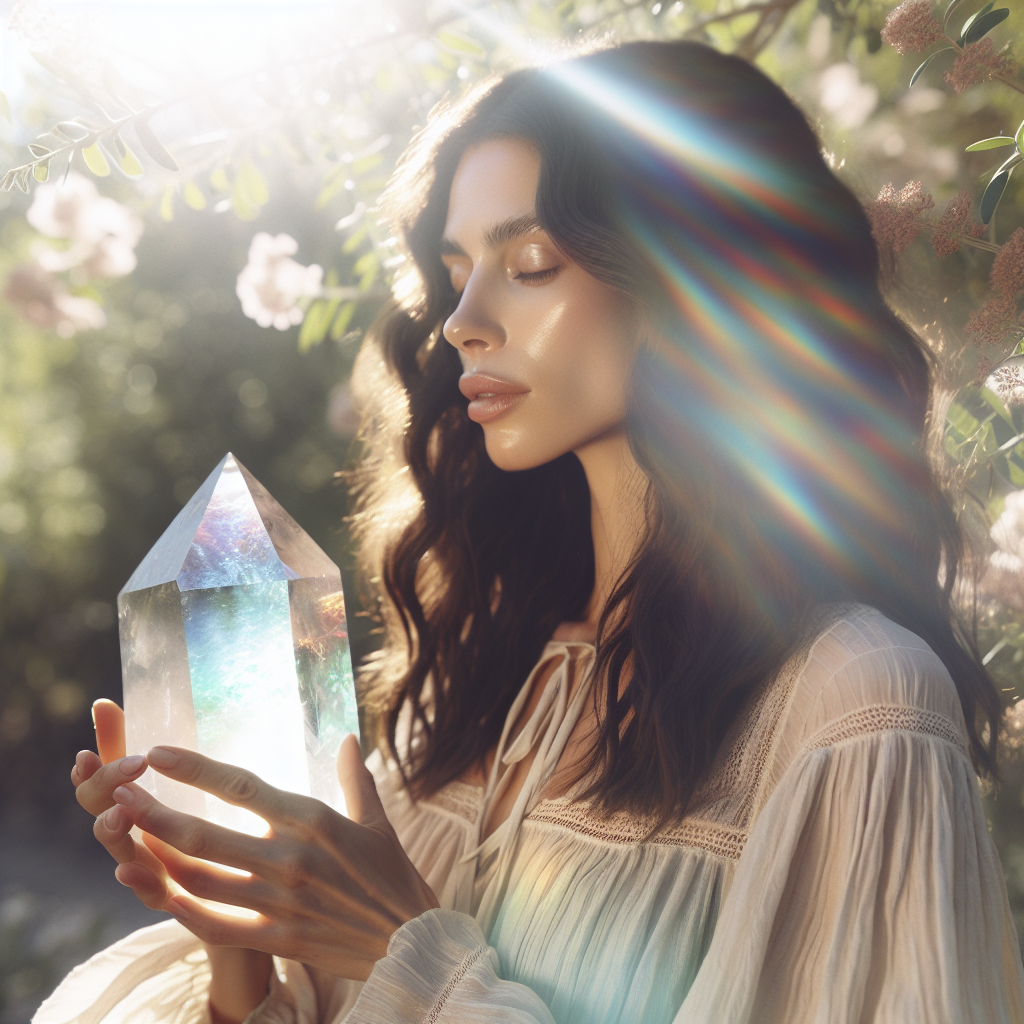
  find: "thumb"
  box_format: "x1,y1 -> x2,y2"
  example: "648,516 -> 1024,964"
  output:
337,734 -> 392,833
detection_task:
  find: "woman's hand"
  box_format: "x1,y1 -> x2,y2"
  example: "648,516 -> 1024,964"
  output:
74,700 -> 274,1024
107,734 -> 439,981
71,699 -> 173,898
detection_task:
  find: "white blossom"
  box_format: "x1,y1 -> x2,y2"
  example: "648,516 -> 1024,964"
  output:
3,262 -> 106,337
991,490 -> 1024,576
236,233 -> 323,331
27,172 -> 143,278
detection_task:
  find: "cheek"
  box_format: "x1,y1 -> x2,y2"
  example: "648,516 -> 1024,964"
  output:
533,296 -> 633,421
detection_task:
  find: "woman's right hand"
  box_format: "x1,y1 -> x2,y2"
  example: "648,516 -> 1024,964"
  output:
74,700 -> 273,1024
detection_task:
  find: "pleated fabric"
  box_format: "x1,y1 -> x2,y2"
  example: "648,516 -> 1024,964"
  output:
34,606 -> 1024,1024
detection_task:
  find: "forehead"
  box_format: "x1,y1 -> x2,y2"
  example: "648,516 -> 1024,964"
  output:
444,137 -> 541,240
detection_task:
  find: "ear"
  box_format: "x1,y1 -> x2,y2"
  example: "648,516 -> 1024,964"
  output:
336,734 -> 395,835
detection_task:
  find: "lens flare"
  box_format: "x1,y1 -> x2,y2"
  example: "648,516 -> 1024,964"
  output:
545,54 -> 924,599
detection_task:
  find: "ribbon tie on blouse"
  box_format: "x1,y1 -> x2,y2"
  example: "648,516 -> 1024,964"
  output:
440,640 -> 596,934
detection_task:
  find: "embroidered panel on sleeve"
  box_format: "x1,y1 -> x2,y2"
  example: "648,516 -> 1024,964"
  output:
802,703 -> 969,755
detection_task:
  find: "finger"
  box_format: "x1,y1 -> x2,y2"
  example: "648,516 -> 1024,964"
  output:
114,861 -> 171,911
93,803 -> 139,863
72,749 -> 102,788
337,734 -> 394,836
93,804 -> 170,875
146,746 -> 297,826
93,699 -> 126,764
112,782 -> 273,876
143,833 -> 274,913
75,754 -> 149,816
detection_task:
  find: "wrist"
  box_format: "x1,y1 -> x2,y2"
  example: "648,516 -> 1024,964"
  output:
205,945 -> 273,1024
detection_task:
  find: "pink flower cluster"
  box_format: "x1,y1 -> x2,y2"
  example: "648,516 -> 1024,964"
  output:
930,190 -> 979,255
966,227 -> 1024,343
867,180 -> 935,254
944,38 -> 1018,94
880,0 -> 945,55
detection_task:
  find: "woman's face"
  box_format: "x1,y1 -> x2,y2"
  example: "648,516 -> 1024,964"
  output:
441,137 -> 637,472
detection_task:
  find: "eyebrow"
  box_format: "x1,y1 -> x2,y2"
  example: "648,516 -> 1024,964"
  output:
440,214 -> 543,257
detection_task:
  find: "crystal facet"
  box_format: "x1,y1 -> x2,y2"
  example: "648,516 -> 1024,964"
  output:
118,453 -> 357,831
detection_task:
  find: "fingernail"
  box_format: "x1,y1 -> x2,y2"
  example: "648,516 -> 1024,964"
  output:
147,747 -> 179,769
104,805 -> 125,830
112,786 -> 132,805
120,754 -> 145,775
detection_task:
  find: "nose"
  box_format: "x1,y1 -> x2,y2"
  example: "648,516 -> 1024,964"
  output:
443,276 -> 505,354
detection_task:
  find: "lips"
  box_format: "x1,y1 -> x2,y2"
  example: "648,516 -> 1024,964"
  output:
459,373 -> 530,424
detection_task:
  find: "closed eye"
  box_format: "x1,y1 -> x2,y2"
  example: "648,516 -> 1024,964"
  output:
514,267 -> 559,284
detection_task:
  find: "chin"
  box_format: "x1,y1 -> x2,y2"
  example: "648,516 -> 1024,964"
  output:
483,436 -> 568,473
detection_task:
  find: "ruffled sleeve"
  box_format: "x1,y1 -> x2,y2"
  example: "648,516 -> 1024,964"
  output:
676,633 -> 1024,1024
345,909 -> 555,1024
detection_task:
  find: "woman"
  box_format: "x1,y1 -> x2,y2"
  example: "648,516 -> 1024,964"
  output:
40,39 -> 1024,1024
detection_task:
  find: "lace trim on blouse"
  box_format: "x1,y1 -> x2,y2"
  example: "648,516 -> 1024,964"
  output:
802,703 -> 968,756
526,801 -> 748,860
422,780 -> 482,824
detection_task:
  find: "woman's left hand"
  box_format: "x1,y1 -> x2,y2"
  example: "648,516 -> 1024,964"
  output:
109,735 -> 439,980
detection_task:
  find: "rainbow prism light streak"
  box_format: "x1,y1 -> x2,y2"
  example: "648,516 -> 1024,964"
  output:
119,453 -> 358,833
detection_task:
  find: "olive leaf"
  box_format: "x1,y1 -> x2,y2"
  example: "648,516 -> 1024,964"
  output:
910,47 -> 953,87
964,6 -> 1010,44
132,114 -> 179,172
981,152 -> 1020,223
958,1 -> 995,44
966,136 -> 1017,151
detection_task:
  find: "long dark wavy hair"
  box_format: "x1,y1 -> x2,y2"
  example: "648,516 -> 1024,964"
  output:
349,39 -> 1001,821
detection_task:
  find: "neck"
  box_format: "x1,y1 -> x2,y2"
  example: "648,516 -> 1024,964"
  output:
574,427 -> 647,627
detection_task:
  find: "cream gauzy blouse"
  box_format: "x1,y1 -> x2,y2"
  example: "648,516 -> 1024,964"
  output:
35,605 -> 1024,1024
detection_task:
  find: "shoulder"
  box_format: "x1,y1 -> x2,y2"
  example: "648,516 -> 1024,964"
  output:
766,604 -> 970,780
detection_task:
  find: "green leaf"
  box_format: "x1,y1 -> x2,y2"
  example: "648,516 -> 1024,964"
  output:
436,29 -> 486,58
947,401 -> 980,440
959,1 -> 995,43
182,180 -> 207,210
160,185 -> 175,222
298,298 -> 339,351
230,179 -> 261,220
133,115 -> 178,171
51,121 -> 89,142
910,48 -> 953,87
33,160 -> 49,182
965,135 -> 1016,151
944,0 -> 966,29
979,385 -> 1016,428
1009,460 -> 1024,486
209,166 -> 230,192
965,6 -> 1009,43
981,156 -> 1018,223
236,159 -> 269,206
349,152 -> 383,176
82,143 -> 111,176
353,251 -> 379,290
342,226 -> 368,254
330,301 -> 356,342
119,145 -> 143,176
1015,121 -> 1024,151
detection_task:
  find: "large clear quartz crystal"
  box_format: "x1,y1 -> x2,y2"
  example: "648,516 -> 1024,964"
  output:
119,452 -> 358,832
